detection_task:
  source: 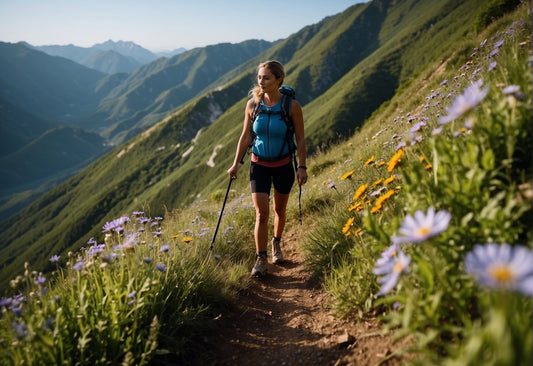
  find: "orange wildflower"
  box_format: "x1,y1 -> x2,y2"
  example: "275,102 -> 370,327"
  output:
364,156 -> 375,166
375,190 -> 395,208
342,217 -> 355,235
387,149 -> 404,172
349,201 -> 364,212
371,178 -> 383,187
341,170 -> 355,180
353,184 -> 368,201
181,236 -> 193,243
425,164 -> 433,171
383,175 -> 395,185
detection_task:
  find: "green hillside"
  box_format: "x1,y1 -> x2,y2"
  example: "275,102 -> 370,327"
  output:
0,42 -> 108,123
0,0 -> 529,364
0,97 -> 57,157
0,0 -> 523,291
0,126 -> 108,189
80,39 -> 274,144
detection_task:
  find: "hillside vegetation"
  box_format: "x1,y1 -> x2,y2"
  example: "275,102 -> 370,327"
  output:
0,0 -> 505,289
0,1 -> 530,364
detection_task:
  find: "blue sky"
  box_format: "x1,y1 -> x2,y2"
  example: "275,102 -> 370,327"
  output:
0,0 -> 365,52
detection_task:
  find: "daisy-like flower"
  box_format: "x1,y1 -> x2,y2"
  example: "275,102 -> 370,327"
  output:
373,244 -> 411,296
464,243 -> 533,297
375,190 -> 395,207
387,149 -> 404,172
383,175 -> 396,185
49,255 -> 61,263
353,184 -> 368,201
182,237 -> 193,244
102,216 -> 131,233
341,170 -> 355,180
342,217 -> 355,236
392,207 -> 451,245
438,79 -> 489,124
348,201 -> 364,212
364,156 -> 375,166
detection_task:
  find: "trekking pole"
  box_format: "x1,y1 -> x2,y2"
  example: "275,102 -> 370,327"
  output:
209,176 -> 234,252
209,145 -> 250,252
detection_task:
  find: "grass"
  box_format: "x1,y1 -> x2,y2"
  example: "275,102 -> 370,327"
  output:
0,4 -> 530,365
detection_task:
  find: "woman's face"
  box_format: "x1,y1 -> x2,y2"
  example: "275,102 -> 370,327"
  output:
257,67 -> 280,93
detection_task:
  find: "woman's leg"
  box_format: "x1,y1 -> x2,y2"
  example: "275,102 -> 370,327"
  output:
252,192 -> 270,252
273,190 -> 290,238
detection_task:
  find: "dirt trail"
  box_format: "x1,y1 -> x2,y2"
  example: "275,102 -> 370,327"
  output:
208,229 -> 408,366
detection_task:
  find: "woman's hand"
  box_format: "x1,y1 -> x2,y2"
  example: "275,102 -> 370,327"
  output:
297,166 -> 307,185
228,165 -> 238,180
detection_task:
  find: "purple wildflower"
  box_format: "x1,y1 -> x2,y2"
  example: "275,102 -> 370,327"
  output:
502,85 -> 520,95
102,216 -> 131,233
392,207 -> 451,245
156,264 -> 166,273
465,243 -> 533,297
373,244 -> 411,296
34,275 -> 46,285
87,244 -> 106,257
49,255 -> 61,263
73,261 -> 85,271
438,79 -> 489,124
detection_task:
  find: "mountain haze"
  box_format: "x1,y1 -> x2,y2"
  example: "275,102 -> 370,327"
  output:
0,0 -> 512,289
0,42 -> 109,123
30,40 -> 165,74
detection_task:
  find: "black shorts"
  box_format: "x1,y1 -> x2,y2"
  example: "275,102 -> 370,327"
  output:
250,161 -> 295,195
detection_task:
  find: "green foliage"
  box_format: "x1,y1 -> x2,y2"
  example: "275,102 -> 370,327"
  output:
0,209 -> 251,365
303,6 -> 531,364
474,0 -> 522,31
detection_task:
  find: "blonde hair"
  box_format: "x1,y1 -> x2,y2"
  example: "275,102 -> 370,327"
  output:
249,60 -> 285,103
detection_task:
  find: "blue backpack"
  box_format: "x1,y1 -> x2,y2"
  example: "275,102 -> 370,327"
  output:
250,85 -> 297,164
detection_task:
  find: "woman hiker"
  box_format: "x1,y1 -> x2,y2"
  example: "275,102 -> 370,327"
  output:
227,60 -> 308,277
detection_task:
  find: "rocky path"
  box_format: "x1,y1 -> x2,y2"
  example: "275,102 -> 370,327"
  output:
207,230 -> 408,366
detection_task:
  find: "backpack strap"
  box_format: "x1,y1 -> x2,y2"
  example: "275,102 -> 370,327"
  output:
279,94 -> 298,170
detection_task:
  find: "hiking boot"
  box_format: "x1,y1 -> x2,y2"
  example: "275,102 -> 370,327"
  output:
251,254 -> 268,277
272,238 -> 284,264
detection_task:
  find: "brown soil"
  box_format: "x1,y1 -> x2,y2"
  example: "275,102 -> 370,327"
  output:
208,229 -> 410,366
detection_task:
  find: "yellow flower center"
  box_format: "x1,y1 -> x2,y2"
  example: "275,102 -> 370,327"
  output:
416,227 -> 431,237
489,265 -> 514,284
393,262 -> 405,273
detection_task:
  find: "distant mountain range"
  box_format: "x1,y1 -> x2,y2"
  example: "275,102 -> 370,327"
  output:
0,38 -> 272,216
0,0 -> 521,290
26,39 -> 187,74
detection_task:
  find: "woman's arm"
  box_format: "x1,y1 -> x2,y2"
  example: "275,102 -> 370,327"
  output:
228,99 -> 254,179
291,99 -> 307,185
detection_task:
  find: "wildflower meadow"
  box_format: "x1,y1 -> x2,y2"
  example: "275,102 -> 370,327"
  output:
0,6 -> 530,366
303,14 -> 531,365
